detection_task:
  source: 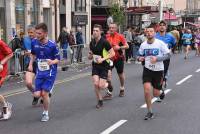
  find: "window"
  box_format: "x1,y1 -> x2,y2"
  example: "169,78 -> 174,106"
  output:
75,0 -> 86,12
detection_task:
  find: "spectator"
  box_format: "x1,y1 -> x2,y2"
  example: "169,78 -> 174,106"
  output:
57,27 -> 69,65
76,26 -> 84,62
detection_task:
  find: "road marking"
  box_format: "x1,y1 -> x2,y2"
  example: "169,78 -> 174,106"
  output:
140,89 -> 172,108
3,72 -> 90,97
176,75 -> 193,85
100,120 -> 127,134
195,68 -> 200,73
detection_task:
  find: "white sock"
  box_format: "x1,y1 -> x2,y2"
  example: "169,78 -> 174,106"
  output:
43,111 -> 48,115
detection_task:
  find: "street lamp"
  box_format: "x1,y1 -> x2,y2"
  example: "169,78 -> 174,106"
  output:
168,8 -> 174,26
123,0 -> 128,28
94,0 -> 102,6
123,0 -> 128,6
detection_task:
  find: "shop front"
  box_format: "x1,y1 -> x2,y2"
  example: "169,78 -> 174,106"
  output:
0,0 -> 6,41
15,0 -> 25,35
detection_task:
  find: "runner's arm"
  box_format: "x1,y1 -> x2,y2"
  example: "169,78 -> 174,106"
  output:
156,53 -> 171,62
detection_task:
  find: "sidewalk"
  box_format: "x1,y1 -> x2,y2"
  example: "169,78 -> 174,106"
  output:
0,63 -> 91,94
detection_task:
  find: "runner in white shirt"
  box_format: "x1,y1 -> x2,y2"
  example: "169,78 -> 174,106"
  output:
138,25 -> 171,120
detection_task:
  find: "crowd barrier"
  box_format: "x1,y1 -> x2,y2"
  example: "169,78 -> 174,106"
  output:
7,44 -> 90,81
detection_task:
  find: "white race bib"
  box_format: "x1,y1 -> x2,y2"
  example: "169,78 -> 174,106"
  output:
145,57 -> 156,70
93,55 -> 101,63
38,60 -> 50,71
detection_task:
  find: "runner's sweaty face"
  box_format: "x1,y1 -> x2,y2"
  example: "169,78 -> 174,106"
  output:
146,28 -> 155,40
109,24 -> 117,35
159,23 -> 167,33
93,27 -> 101,39
35,29 -> 47,42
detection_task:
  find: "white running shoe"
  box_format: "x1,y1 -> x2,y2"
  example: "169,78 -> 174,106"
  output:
0,102 -> 12,120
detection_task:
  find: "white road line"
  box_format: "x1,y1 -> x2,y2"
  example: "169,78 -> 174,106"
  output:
140,89 -> 172,108
176,75 -> 193,85
100,120 -> 127,134
195,68 -> 200,73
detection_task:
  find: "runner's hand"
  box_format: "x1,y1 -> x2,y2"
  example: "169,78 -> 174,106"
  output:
28,65 -> 33,72
46,59 -> 54,65
113,45 -> 121,51
150,56 -> 157,64
0,64 -> 3,72
138,57 -> 145,62
97,57 -> 104,64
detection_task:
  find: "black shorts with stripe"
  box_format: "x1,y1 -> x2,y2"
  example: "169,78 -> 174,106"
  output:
142,67 -> 163,90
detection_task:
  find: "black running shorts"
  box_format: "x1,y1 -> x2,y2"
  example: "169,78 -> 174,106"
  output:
92,66 -> 108,80
142,67 -> 163,90
112,58 -> 124,74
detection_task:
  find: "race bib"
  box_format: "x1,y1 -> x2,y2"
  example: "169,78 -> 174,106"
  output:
38,60 -> 50,71
145,57 -> 156,70
93,55 -> 101,63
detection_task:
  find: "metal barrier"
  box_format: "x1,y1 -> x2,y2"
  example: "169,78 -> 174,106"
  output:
9,49 -> 26,82
59,44 -> 90,72
7,44 -> 90,82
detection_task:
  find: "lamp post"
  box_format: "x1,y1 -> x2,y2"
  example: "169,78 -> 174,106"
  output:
123,0 -> 128,28
168,8 -> 173,26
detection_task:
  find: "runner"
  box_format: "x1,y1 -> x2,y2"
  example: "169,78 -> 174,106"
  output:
0,40 -> 13,120
195,28 -> 200,56
28,23 -> 60,122
23,25 -> 39,105
138,25 -> 171,120
104,22 -> 129,99
182,29 -> 193,59
155,21 -> 176,90
88,24 -> 115,108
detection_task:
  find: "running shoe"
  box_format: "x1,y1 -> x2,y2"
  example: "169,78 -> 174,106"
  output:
119,90 -> 125,97
0,102 -> 12,120
32,97 -> 39,106
144,112 -> 154,120
103,91 -> 113,100
41,113 -> 49,122
159,90 -> 165,100
96,100 -> 103,109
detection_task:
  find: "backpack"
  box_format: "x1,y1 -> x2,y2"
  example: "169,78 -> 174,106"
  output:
9,37 -> 23,52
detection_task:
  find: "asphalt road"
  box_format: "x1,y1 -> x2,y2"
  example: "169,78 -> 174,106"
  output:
0,51 -> 200,134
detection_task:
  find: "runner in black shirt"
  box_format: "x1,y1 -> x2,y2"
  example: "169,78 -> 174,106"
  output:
88,24 -> 115,109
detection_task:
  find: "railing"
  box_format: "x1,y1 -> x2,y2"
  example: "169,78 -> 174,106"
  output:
7,44 -> 90,82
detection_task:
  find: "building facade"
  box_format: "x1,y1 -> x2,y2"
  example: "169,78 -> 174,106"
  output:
1,0 -> 91,45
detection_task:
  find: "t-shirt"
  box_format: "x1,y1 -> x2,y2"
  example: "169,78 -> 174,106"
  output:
0,40 -> 12,82
155,32 -> 176,49
23,36 -> 32,51
31,39 -> 60,78
182,33 -> 192,45
195,34 -> 200,45
89,37 -> 112,69
106,32 -> 127,61
139,39 -> 170,71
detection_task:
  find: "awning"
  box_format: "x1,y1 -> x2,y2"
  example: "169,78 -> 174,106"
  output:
185,22 -> 200,27
164,12 -> 177,20
91,16 -> 107,21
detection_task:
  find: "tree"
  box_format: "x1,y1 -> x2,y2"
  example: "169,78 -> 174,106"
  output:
109,3 -> 125,26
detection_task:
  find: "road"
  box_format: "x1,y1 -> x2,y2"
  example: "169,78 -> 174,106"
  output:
0,51 -> 200,134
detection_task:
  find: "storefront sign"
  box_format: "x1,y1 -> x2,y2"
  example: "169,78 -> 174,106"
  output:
72,15 -> 88,26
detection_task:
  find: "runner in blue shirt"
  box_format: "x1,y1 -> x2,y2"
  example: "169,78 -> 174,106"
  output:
155,21 -> 175,92
182,29 -> 193,59
28,23 -> 60,122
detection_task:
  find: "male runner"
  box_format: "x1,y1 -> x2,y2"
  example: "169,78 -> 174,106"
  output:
28,23 -> 60,122
155,21 -> 176,90
88,24 -> 115,108
104,22 -> 129,99
138,25 -> 171,120
0,40 -> 13,120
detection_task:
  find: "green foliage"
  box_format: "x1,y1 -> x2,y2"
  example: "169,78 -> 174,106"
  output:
109,3 -> 125,26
